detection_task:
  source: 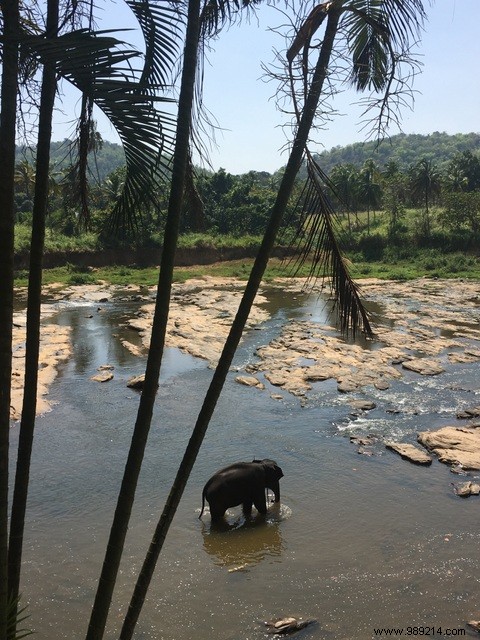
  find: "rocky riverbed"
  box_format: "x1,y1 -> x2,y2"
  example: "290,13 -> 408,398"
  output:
11,277 -> 480,479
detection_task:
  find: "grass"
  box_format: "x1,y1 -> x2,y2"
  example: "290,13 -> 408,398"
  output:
13,251 -> 480,289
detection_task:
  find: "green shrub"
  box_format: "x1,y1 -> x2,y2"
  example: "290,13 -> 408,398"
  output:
358,233 -> 385,261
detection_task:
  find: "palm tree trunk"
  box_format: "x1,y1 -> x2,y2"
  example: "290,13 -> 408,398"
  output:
119,7 -> 342,639
7,1 -> 59,631
0,1 -> 19,635
85,0 -> 201,637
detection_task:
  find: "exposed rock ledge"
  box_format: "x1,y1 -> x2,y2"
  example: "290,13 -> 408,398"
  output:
385,442 -> 432,465
417,426 -> 480,470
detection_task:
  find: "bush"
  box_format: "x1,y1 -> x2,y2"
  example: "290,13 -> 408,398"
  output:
358,233 -> 386,261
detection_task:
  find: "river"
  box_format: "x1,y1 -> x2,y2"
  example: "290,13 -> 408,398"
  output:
9,286 -> 480,639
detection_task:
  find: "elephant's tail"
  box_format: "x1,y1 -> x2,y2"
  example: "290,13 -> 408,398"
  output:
198,490 -> 206,519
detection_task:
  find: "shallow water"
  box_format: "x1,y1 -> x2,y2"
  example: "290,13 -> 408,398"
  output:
10,288 -> 480,639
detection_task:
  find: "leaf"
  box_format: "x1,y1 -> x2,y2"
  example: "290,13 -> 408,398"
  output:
288,153 -> 373,338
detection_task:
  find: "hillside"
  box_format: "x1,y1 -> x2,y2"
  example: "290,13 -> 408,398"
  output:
15,139 -> 126,182
313,131 -> 480,174
16,132 -> 480,181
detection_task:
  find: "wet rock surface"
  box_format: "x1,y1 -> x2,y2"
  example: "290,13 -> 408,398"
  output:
385,442 -> 433,465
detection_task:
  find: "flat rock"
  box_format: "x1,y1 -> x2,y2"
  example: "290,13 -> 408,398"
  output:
90,371 -> 113,383
127,374 -> 146,389
235,375 -> 265,390
349,400 -> 377,411
402,358 -> 445,375
386,442 -> 433,465
418,426 -> 480,470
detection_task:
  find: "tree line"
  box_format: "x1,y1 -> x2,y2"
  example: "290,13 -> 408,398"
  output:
12,142 -> 480,244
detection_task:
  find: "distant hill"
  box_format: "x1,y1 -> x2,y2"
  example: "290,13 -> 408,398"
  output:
313,132 -> 480,174
16,139 -> 126,182
16,132 -> 480,181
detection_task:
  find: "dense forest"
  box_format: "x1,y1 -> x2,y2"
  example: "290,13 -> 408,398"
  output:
13,131 -> 480,249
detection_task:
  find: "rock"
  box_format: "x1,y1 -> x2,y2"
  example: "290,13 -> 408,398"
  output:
457,406 -> 480,420
98,364 -> 114,371
350,435 -> 377,446
127,374 -> 146,389
349,400 -> 377,412
468,620 -> 480,633
90,371 -> 113,383
385,442 -> 432,465
337,378 -> 358,393
418,426 -> 480,470
264,617 -> 316,635
452,481 -> 480,497
235,375 -> 265,390
402,358 -> 445,375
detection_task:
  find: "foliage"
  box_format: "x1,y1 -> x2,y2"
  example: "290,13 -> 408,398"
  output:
440,192 -> 480,234
312,132 -> 480,175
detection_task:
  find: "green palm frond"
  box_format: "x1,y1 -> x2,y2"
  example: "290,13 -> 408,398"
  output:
127,0 -> 184,89
290,153 -> 372,337
343,0 -> 425,91
23,26 -> 177,231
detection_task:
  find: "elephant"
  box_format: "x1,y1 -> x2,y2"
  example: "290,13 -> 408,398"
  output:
199,458 -> 284,520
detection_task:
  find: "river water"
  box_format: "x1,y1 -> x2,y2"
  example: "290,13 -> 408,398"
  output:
10,287 -> 480,639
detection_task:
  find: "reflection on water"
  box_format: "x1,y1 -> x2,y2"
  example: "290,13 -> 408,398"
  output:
10,288 -> 480,639
201,505 -> 289,572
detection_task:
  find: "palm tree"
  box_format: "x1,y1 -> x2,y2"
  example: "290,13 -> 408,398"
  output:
358,159 -> 381,232
409,157 -> 441,235
7,4 -> 60,634
0,0 -> 20,634
14,159 -> 36,202
117,2 -> 426,638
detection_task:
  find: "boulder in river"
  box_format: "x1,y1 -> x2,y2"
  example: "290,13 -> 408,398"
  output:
417,426 -> 480,470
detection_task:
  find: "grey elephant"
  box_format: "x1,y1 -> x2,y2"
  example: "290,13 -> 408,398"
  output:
199,458 -> 284,520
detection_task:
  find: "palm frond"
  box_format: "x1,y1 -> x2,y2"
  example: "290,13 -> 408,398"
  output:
343,0 -> 425,91
126,0 -> 184,89
289,153 -> 372,338
199,0 -> 262,38
7,594 -> 33,640
23,27 -> 177,231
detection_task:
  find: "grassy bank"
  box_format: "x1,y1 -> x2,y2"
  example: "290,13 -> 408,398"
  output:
13,249 -> 480,289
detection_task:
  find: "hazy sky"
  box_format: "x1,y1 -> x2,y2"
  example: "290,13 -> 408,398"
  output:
53,0 -> 480,174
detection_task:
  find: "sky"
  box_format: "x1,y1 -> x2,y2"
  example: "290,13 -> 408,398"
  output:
52,0 -> 480,175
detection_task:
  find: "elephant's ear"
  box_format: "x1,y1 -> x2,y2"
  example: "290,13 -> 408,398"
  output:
274,464 -> 284,479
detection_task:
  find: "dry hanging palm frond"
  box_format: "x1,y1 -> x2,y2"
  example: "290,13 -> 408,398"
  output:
290,152 -> 372,338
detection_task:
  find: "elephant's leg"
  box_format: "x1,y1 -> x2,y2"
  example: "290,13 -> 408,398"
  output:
252,490 -> 267,515
209,502 -> 226,520
242,498 -> 253,518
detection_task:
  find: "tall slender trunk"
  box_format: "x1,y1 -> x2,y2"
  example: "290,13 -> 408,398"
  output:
7,1 -> 59,631
119,7 -> 342,639
85,0 -> 201,637
0,0 -> 19,635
